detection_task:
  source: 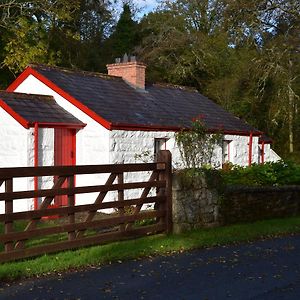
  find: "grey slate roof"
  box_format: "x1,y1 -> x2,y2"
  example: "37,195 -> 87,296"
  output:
30,64 -> 260,135
259,134 -> 273,144
0,91 -> 83,125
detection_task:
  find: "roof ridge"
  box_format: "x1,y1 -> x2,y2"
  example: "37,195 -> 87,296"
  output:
149,82 -> 198,92
0,90 -> 54,102
29,63 -> 123,81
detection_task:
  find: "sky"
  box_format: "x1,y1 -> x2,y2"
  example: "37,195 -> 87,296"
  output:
115,0 -> 162,19
136,0 -> 161,13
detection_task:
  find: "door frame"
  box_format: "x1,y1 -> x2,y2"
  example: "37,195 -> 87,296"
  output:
54,128 -> 77,206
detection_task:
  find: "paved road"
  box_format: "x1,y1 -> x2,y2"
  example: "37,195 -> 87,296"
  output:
1,234 -> 300,300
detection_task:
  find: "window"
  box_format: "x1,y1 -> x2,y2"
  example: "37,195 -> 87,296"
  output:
222,140 -> 232,164
154,138 -> 167,158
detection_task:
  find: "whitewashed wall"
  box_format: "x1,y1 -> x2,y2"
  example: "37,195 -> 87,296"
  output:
0,108 -> 30,213
0,111 -> 56,213
109,130 -> 182,204
109,131 -> 260,201
224,134 -> 259,167
26,128 -> 55,210
110,131 -> 260,167
13,74 -> 110,206
262,144 -> 281,163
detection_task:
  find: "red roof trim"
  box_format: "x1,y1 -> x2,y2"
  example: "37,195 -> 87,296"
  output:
7,67 -> 112,130
210,128 -> 262,137
111,123 -> 181,132
0,98 -> 29,128
6,67 -> 33,92
111,123 -> 262,135
29,122 -> 86,129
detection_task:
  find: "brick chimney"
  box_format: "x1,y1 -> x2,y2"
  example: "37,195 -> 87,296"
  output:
106,54 -> 146,90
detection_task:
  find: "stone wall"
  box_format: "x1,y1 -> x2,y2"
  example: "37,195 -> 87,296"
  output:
221,186 -> 300,224
172,172 -> 300,233
172,172 -> 219,233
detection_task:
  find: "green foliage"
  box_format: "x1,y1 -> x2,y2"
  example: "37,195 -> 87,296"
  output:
0,0 -> 114,74
3,17 -> 50,73
220,161 -> 300,186
138,0 -> 300,157
175,119 -> 223,169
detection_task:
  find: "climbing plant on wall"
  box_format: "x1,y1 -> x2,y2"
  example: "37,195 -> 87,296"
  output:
175,119 -> 223,169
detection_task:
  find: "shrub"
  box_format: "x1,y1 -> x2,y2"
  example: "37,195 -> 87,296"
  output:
220,160 -> 300,186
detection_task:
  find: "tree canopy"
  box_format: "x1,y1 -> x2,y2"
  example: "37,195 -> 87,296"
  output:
0,0 -> 299,159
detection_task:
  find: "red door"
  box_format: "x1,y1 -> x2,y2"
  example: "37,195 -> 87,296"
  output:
54,128 -> 76,206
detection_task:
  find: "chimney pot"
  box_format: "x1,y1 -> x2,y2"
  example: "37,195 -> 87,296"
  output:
115,58 -> 121,63
123,53 -> 128,63
130,56 -> 136,62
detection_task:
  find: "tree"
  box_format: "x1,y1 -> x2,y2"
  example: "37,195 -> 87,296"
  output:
138,0 -> 300,157
103,3 -> 140,64
0,0 -> 114,80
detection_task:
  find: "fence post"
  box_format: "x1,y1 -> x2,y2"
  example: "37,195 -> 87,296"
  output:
5,178 -> 13,252
156,150 -> 172,234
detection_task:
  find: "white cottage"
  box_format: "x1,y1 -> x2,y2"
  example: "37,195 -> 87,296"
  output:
0,59 -> 280,211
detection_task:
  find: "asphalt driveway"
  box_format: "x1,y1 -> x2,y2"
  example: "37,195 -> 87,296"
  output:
1,234 -> 300,300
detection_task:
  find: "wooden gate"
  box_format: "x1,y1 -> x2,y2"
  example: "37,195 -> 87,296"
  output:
0,151 -> 172,263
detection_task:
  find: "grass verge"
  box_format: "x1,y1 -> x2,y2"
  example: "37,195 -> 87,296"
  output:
1,216 -> 300,282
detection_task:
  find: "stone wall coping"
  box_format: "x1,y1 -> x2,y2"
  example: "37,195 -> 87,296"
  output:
225,185 -> 300,193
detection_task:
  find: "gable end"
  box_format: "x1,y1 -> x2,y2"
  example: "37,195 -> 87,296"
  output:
7,67 -> 112,130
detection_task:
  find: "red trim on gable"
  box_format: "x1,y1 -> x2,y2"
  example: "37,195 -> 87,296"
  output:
8,67 -> 112,130
0,98 -> 29,128
6,67 -> 33,92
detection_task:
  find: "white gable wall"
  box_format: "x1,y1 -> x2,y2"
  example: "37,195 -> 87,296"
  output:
13,74 -> 110,205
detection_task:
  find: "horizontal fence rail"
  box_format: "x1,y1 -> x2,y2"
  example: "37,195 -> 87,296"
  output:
0,150 -> 172,263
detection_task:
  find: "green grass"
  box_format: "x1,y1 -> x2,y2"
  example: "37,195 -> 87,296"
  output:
1,216 -> 300,282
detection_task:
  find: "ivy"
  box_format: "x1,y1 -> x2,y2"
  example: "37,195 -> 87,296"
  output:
175,119 -> 223,169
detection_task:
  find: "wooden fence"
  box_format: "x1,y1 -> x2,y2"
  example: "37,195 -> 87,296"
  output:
0,151 -> 172,263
